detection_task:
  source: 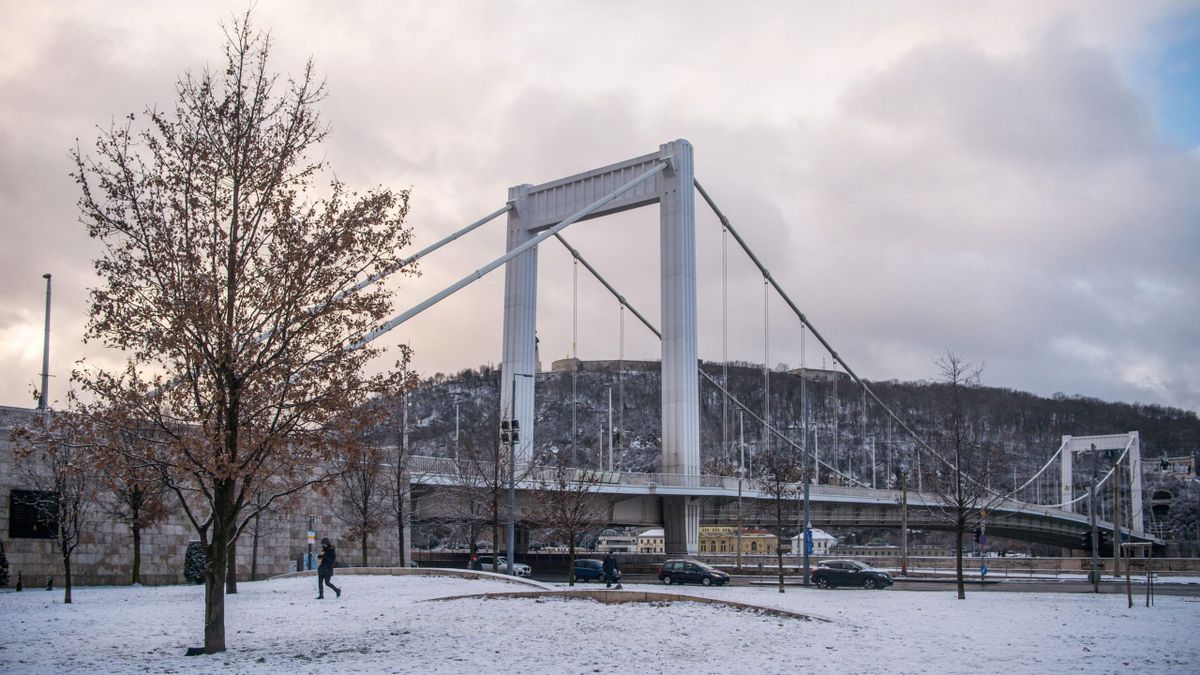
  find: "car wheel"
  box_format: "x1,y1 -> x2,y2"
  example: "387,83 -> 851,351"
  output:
816,577 -> 830,589
863,578 -> 878,590
662,575 -> 672,585
701,576 -> 712,587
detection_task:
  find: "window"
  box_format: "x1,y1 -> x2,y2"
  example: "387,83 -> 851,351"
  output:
9,489 -> 58,539
750,541 -> 758,552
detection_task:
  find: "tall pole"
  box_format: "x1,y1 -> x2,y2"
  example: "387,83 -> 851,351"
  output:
1113,456 -> 1123,578
1089,444 -> 1100,593
802,389 -> 812,586
39,273 -> 51,411
871,437 -> 877,490
737,410 -> 744,569
607,384 -> 613,471
900,467 -> 909,577
454,399 -> 461,461
507,375 -> 516,576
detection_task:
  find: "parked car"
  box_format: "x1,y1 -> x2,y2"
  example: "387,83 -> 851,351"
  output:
573,558 -> 621,582
657,559 -> 730,586
811,559 -> 893,589
476,556 -> 532,577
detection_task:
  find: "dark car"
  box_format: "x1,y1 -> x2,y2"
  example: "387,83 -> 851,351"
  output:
658,559 -> 730,587
574,558 -> 620,582
811,559 -> 893,589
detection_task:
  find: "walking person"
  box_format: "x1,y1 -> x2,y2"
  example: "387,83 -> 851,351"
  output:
317,537 -> 341,599
603,552 -> 621,589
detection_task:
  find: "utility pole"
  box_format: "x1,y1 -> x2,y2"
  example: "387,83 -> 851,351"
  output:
454,398 -> 462,461
1089,443 -> 1100,593
871,437 -> 877,490
1113,455 -> 1123,578
801,390 -> 813,586
607,384 -> 613,471
505,372 -> 533,576
737,410 -> 744,569
900,465 -> 909,577
38,273 -> 52,411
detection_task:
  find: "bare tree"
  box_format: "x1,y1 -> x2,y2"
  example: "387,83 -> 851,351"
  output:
531,449 -> 606,586
71,12 -> 412,653
96,427 -> 170,585
334,443 -> 387,567
447,434 -> 510,572
754,445 -> 802,593
919,351 -> 1007,600
11,411 -> 98,604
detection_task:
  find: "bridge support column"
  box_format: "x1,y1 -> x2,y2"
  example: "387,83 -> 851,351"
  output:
659,140 -> 700,556
500,184 -> 538,464
663,497 -> 700,556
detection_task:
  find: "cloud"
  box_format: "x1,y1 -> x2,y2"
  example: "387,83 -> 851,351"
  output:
0,1 -> 1197,415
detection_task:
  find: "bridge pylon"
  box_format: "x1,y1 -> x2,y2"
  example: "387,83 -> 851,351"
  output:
500,140 -> 700,555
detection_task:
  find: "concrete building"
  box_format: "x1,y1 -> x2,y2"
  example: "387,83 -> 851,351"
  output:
1,405 -> 405,586
637,528 -> 665,554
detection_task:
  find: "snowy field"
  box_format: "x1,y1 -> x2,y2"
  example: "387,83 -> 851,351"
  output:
2,573 -> 1197,674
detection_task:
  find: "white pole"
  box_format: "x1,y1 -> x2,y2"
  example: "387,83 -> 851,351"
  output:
607,384 -> 613,471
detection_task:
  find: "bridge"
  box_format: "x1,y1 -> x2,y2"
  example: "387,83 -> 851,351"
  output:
356,139 -> 1158,555
405,453 -> 1157,551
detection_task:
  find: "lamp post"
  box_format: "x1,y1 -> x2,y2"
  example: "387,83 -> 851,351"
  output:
39,273 -> 51,412
737,409 -> 745,569
606,384 -> 613,471
801,392 -> 813,586
899,463 -> 909,577
453,398 -> 463,461
505,372 -> 534,576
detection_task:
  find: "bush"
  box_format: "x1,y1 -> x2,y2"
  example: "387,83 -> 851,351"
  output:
183,541 -> 206,584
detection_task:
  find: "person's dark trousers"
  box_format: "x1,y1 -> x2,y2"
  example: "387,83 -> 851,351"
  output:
606,574 -> 614,588
318,572 -> 341,598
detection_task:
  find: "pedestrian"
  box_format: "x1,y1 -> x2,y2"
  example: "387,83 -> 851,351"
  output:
603,552 -> 621,589
317,537 -> 341,599
469,552 -> 480,571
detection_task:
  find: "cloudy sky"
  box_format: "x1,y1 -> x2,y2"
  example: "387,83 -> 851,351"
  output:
1,1 -> 1198,413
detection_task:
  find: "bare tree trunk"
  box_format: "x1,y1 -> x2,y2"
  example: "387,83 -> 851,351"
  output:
568,538 -> 577,587
131,525 -> 142,585
361,529 -> 369,567
204,485 -> 233,654
776,546 -> 785,593
955,514 -> 966,600
250,512 -> 260,581
62,552 -> 73,604
225,537 -> 238,594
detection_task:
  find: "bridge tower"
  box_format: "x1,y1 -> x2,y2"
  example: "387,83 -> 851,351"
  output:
500,140 -> 700,554
1059,432 -> 1145,536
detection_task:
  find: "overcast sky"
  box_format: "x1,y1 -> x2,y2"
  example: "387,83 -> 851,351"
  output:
1,1 -> 1198,413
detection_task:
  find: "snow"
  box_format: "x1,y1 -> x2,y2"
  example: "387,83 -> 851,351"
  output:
1,573 -> 1197,673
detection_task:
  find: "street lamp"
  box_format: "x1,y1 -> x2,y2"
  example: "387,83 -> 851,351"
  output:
898,463 -> 909,577
504,372 -> 534,576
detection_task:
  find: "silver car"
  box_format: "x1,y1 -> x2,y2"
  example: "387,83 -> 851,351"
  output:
477,556 -> 532,577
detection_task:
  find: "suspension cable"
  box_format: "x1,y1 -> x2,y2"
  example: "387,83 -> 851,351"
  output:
552,233 -> 867,487
695,178 -> 984,485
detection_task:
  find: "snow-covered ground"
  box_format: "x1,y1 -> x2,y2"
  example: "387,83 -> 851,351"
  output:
2,573 -> 1197,674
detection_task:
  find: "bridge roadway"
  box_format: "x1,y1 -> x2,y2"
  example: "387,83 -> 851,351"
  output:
407,456 -> 1160,550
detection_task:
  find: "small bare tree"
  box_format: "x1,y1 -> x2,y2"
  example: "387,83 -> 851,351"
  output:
11,411 -> 98,604
96,428 -> 170,585
754,446 -> 801,593
532,449 -> 606,586
334,443 -> 387,566
919,351 -> 1007,600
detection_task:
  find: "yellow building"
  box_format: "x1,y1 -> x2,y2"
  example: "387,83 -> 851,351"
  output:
698,526 -> 777,555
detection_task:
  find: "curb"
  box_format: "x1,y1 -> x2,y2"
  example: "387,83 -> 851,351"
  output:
272,566 -> 553,590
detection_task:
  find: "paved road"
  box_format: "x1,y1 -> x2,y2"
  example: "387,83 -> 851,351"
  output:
536,573 -> 1200,597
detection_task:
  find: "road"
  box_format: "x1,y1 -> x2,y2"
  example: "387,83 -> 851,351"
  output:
536,573 -> 1200,596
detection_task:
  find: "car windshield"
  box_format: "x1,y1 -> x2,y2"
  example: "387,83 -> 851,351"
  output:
694,561 -> 717,572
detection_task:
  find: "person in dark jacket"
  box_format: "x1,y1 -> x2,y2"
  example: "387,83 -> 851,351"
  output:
317,537 -> 341,599
603,552 -> 621,588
